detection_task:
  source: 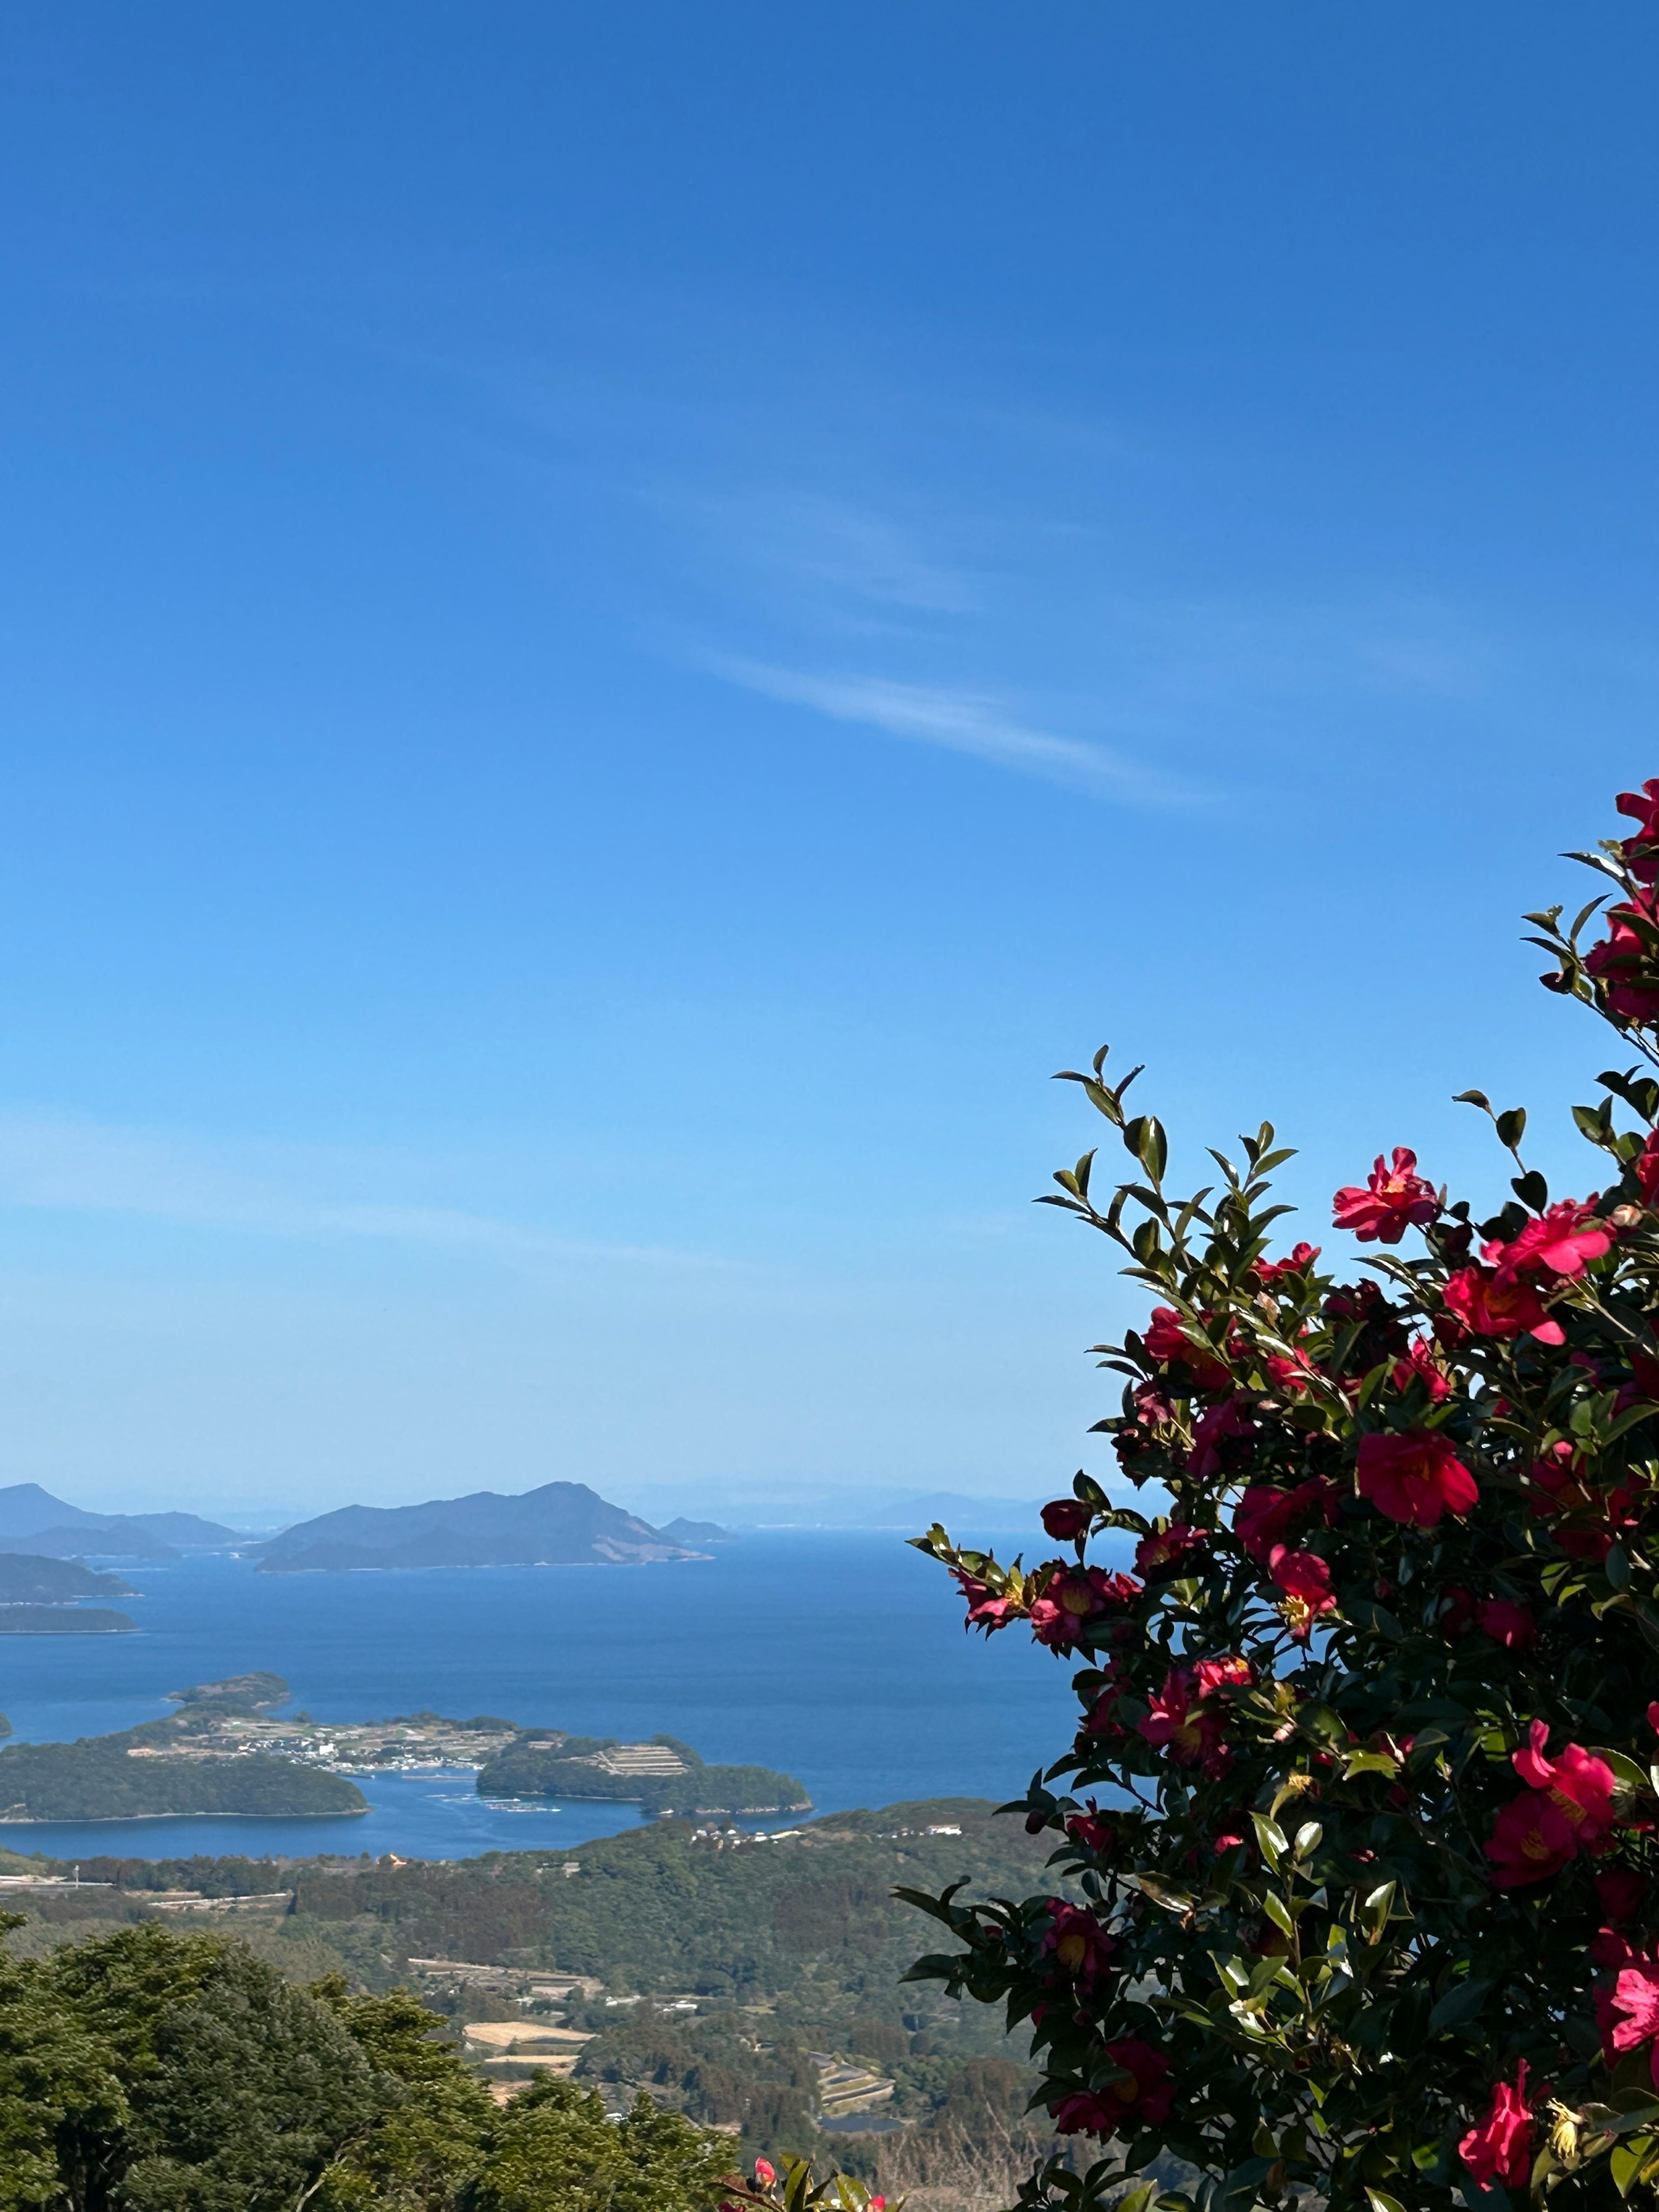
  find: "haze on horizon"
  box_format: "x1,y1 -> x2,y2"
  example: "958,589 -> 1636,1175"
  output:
3,6 -> 1659,1520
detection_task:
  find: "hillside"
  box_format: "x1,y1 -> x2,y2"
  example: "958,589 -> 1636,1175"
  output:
255,1481 -> 702,1572
23,1797 -> 1059,2177
0,1554 -> 133,1603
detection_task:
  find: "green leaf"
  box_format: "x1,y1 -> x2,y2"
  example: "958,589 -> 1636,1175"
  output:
1495,1107 -> 1527,1150
1261,1891 -> 1296,1939
1611,2137 -> 1650,2196
1367,2191 -> 1408,2212
1428,1977 -> 1491,2034
1252,1813 -> 1287,1871
1294,1821 -> 1323,1857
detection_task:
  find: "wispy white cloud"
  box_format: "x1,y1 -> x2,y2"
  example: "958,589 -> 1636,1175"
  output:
0,1116 -> 723,1280
706,655 -> 1195,804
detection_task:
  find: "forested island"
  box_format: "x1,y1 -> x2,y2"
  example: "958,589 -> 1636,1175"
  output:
0,1605 -> 136,1635
476,1731 -> 810,1816
0,1553 -> 134,1603
0,1672 -> 365,1821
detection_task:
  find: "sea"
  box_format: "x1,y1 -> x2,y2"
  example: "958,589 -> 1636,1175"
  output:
0,1531 -> 1095,1862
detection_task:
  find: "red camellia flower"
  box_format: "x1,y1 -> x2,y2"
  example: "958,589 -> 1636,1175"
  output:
1476,1598 -> 1536,1650
1618,778 -> 1659,876
1049,2040 -> 1175,2136
1584,891 -> 1659,1023
1192,1655 -> 1254,1696
753,2158 -> 777,2188
1187,1397 -> 1256,1479
1040,1498 -> 1092,1542
1141,1307 -> 1230,1389
1597,1868 -> 1647,1923
1233,1479 -> 1338,1562
1392,1334 -> 1453,1402
1527,1440 -> 1643,1564
1255,1241 -> 1321,1286
1442,1265 -> 1566,1347
1602,1953 -> 1659,2083
1484,1198 -> 1612,1281
1134,1522 -> 1207,1576
1268,1546 -> 1335,1640
1513,1718 -> 1618,1849
1485,1790 -> 1580,1888
950,1568 -> 1022,1635
1332,1147 -> 1439,1244
1065,1802 -> 1115,1857
1457,2063 -> 1535,2189
1356,1430 -> 1478,1529
1637,1131 -> 1659,1207
1027,1566 -> 1141,1650
1040,1900 -> 1116,1992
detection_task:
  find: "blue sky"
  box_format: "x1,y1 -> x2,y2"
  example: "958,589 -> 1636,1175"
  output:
2,5 -> 1658,1519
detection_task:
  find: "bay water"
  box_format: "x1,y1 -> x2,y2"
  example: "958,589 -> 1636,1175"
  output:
0,1531 -> 1091,1861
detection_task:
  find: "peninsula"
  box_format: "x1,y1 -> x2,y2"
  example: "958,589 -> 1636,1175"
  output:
0,1674 -> 365,1822
254,1481 -> 703,1573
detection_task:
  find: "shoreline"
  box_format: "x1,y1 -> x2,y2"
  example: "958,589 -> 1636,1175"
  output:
0,1805 -> 369,1825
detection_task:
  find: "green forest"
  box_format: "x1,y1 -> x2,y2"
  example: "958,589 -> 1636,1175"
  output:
2,1796 -> 1062,2204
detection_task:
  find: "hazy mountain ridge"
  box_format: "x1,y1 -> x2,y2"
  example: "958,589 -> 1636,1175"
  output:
0,1484 -> 245,1558
255,1481 -> 702,1573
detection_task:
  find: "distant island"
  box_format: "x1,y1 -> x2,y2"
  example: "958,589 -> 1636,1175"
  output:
658,1517 -> 734,1545
476,1730 -> 809,1817
0,1483 -> 246,1562
254,1481 -> 706,1573
0,1673 -> 365,1822
0,1606 -> 135,1635
0,1555 -> 134,1604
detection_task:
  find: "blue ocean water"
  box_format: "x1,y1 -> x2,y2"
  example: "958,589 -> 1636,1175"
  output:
0,1532 -> 1091,1860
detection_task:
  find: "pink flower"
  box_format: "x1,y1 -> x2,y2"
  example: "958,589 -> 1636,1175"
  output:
753,2158 -> 777,2187
1458,2063 -> 1535,2189
1134,1522 -> 1207,1576
1513,1719 -> 1618,1848
1443,1265 -> 1565,1346
1608,1957 -> 1659,2063
1192,1655 -> 1254,1696
950,1568 -> 1021,1635
1332,1148 -> 1438,1244
1638,1131 -> 1659,1208
1485,1791 -> 1579,1887
1040,1901 -> 1116,1992
1356,1430 -> 1478,1529
1476,1599 -> 1536,1650
1040,1498 -> 1092,1541
1485,1199 -> 1611,1281
1049,2040 -> 1174,2136
1268,1546 -> 1335,1640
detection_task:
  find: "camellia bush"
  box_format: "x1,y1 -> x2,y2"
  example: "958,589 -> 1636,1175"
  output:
909,780 -> 1659,2212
